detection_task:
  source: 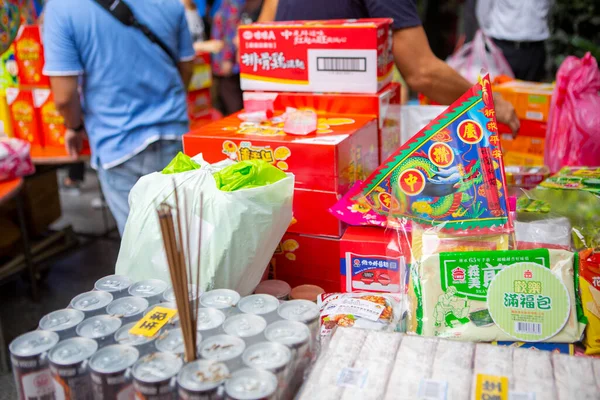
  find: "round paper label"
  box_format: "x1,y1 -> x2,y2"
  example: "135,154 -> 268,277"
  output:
487,262 -> 570,342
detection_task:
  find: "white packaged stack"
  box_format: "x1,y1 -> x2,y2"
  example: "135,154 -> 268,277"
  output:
552,354 -> 598,400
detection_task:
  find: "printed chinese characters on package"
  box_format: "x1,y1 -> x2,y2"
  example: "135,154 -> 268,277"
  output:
238,19 -> 393,93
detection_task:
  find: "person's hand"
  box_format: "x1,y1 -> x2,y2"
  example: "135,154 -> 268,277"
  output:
194,40 -> 224,54
493,93 -> 520,136
64,128 -> 85,159
221,60 -> 234,76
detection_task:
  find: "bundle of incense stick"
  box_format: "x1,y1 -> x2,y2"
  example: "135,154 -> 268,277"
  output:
156,183 -> 202,362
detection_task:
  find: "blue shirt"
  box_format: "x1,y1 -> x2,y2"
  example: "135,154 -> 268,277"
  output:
43,0 -> 195,169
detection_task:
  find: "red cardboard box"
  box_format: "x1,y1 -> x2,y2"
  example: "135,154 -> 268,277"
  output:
340,227 -> 411,293
182,112 -> 379,192
5,87 -> 43,146
33,89 -> 66,148
244,83 -> 402,162
187,88 -> 212,120
271,232 -> 342,293
189,52 -> 212,91
499,119 -> 546,166
239,19 -> 393,94
14,25 -> 49,87
291,188 -> 343,237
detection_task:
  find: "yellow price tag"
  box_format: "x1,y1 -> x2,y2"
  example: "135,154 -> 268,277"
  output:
475,374 -> 509,400
129,306 -> 178,337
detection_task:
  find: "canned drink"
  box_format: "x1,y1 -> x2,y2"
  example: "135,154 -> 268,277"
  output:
89,344 -> 139,400
237,294 -> 280,323
177,359 -> 229,400
106,296 -> 149,324
70,291 -> 114,317
48,337 -> 98,400
132,352 -> 183,400
94,275 -> 132,299
10,330 -> 60,400
200,289 -> 240,316
242,341 -> 291,374
129,279 -> 169,306
145,302 -> 180,329
222,314 -> 267,346
155,328 -> 202,357
196,308 -> 226,338
114,322 -> 160,357
163,284 -> 199,304
39,308 -> 86,340
254,280 -> 291,301
76,315 -> 122,348
224,368 -> 278,400
199,334 -> 246,372
277,300 -> 319,351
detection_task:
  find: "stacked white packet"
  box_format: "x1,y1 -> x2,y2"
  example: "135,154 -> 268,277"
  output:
552,353 -> 599,400
431,340 -> 474,400
471,344 -> 512,400
511,348 -> 557,400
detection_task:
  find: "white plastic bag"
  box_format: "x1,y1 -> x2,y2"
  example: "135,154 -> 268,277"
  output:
446,30 -> 514,83
115,155 -> 294,296
400,105 -> 448,145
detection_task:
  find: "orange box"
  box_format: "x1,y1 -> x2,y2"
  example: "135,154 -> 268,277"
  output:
291,188 -> 343,237
189,52 -> 212,91
182,112 -> 379,192
493,81 -> 554,122
5,87 -> 43,146
239,19 -> 393,94
272,232 -> 342,293
244,83 -> 401,162
187,88 -> 212,120
14,25 -> 50,87
499,119 -> 546,166
33,88 -> 66,148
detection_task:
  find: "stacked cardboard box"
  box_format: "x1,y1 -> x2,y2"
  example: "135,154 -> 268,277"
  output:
185,19 -> 405,292
187,52 -> 213,122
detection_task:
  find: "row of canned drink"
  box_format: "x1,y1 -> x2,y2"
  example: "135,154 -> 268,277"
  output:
10,275 -> 321,400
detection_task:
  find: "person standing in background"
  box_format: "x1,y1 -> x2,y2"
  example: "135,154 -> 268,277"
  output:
182,0 -> 206,42
477,0 -> 552,81
42,0 -> 195,235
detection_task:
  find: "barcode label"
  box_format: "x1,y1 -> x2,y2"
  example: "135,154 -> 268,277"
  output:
317,57 -> 366,72
336,367 -> 368,389
525,111 -> 543,120
417,379 -> 447,400
28,395 -> 56,400
515,322 -> 542,335
509,391 -> 536,400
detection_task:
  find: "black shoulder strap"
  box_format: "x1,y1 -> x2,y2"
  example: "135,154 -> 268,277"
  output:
92,0 -> 179,65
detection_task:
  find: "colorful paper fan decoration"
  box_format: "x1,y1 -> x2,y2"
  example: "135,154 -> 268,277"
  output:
348,75 -> 512,235
0,0 -> 20,56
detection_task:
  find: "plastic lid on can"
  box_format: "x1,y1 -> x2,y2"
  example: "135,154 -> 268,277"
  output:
9,330 -> 60,358
254,280 -> 291,300
163,284 -> 198,303
49,337 -> 98,366
225,368 -> 278,400
200,289 -> 240,309
89,344 -> 140,374
128,279 -> 169,298
199,335 -> 246,362
177,360 -> 229,392
277,300 -> 319,324
290,285 -> 324,302
39,309 -> 85,332
70,291 -> 114,312
196,308 -> 226,332
238,294 -> 279,316
155,328 -> 202,355
223,314 -> 267,338
94,275 -> 132,293
114,322 -> 159,346
132,352 -> 183,383
264,321 -> 309,348
242,342 -> 291,372
107,296 -> 149,318
76,315 -> 122,339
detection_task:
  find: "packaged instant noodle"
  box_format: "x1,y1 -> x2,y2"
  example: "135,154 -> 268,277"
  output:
409,248 -> 585,343
579,248 -> 600,355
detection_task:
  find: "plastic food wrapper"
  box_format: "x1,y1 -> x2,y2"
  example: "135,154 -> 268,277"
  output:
409,248 -> 585,343
283,109 -> 317,136
544,53 -> 600,173
0,138 -> 35,181
579,248 -> 600,355
116,155 -> 294,295
540,166 -> 600,195
161,152 -> 200,174
512,196 -> 572,250
316,293 -> 404,343
328,181 -> 389,228
213,159 -> 287,191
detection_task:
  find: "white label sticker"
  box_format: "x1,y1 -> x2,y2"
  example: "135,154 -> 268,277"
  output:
330,298 -> 385,321
525,111 -> 543,121
510,392 -> 536,400
417,379 -> 448,400
336,368 -> 368,389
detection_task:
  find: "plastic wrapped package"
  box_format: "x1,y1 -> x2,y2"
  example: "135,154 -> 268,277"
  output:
552,354 -> 600,400
510,348 -> 557,400
514,217 -> 571,250
580,249 -> 600,355
430,340 -> 474,400
0,138 -> 34,181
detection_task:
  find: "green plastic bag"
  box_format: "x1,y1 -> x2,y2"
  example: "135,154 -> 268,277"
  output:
162,152 -> 200,174
214,160 -> 287,191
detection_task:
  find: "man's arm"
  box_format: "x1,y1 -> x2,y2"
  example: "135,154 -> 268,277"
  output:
257,0 -> 278,22
392,26 -> 519,133
50,76 -> 85,158
178,60 -> 194,89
